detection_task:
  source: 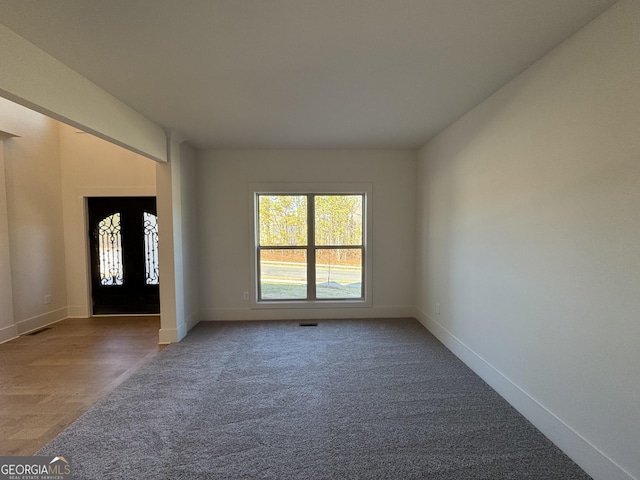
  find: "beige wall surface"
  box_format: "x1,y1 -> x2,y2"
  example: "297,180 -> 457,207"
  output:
0,101 -> 158,334
0,97 -> 67,335
59,123 -> 157,318
0,141 -> 16,341
0,27 -> 188,340
416,1 -> 639,479
197,149 -> 417,321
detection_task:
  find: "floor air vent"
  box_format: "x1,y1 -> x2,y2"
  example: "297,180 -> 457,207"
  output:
299,322 -> 318,327
26,327 -> 52,336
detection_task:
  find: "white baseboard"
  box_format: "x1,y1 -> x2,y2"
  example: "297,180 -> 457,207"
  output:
159,312 -> 200,344
16,307 -> 68,335
186,311 -> 200,331
0,323 -> 18,344
413,307 -> 634,480
159,322 -> 189,344
200,305 -> 414,322
158,328 -> 179,344
66,305 -> 90,318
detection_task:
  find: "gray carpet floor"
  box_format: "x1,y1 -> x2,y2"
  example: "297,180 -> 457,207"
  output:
39,318 -> 591,479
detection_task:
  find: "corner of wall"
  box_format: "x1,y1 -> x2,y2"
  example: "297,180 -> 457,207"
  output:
0,324 -> 18,344
15,307 -> 69,336
413,308 -> 635,480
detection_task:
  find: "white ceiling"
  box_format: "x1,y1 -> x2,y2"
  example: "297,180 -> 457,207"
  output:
0,0 -> 618,149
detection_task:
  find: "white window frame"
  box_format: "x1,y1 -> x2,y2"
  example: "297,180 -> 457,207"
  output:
249,183 -> 372,309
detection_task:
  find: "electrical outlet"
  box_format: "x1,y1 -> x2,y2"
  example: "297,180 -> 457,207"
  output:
44,294 -> 52,305
436,303 -> 440,315
243,292 -> 249,300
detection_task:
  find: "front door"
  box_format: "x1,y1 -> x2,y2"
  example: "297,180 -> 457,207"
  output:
88,197 -> 160,315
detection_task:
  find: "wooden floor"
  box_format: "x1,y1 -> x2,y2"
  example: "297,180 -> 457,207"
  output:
0,316 -> 164,455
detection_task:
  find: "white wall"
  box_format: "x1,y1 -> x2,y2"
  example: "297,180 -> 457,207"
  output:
0,24 -> 167,163
179,142 -> 200,330
59,123 -> 157,318
0,98 -> 68,337
197,149 -> 416,321
157,136 -> 200,343
415,1 -> 640,479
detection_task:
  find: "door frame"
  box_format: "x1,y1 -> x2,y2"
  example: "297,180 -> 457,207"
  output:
75,188 -> 156,318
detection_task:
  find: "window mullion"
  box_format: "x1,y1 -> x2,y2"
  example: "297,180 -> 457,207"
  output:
307,194 -> 316,300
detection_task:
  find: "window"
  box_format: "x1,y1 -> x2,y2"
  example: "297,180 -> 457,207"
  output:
97,212 -> 123,286
251,184 -> 371,307
143,212 -> 160,285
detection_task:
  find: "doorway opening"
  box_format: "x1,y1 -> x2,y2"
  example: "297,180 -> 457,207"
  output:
88,197 -> 160,315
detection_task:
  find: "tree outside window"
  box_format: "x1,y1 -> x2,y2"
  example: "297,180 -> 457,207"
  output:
257,193 -> 365,301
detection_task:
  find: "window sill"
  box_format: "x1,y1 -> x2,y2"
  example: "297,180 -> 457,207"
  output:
251,299 -> 371,310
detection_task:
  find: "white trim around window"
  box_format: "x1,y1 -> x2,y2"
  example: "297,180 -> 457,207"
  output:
249,183 -> 372,309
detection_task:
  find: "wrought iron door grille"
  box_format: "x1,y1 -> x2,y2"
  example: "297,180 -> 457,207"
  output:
97,212 -> 124,286
143,212 -> 160,285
